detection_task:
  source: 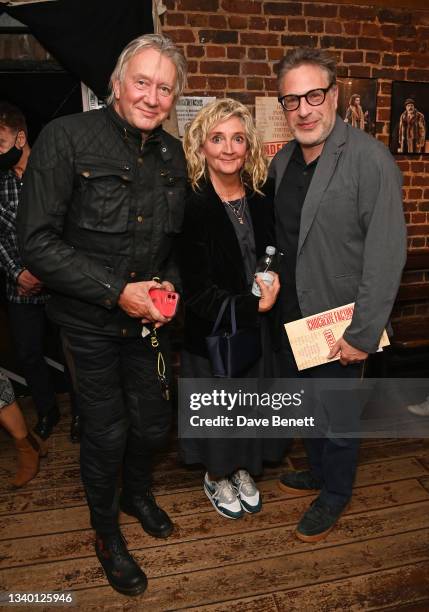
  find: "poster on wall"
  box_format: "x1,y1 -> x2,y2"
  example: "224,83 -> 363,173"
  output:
337,77 -> 377,136
255,97 -> 293,161
176,96 -> 216,138
81,83 -> 106,111
390,81 -> 429,155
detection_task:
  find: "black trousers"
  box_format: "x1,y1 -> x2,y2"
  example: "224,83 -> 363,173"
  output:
7,302 -> 57,417
276,346 -> 364,509
61,326 -> 172,534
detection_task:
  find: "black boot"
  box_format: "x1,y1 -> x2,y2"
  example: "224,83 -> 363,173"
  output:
70,415 -> 81,443
33,405 -> 60,440
95,531 -> 147,596
120,490 -> 174,538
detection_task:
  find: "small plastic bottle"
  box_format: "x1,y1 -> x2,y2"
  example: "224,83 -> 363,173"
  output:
251,246 -> 277,297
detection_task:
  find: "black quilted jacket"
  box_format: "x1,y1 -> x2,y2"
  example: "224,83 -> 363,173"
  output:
17,106 -> 187,336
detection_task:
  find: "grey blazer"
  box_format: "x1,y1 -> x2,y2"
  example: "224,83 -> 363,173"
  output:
270,116 -> 407,353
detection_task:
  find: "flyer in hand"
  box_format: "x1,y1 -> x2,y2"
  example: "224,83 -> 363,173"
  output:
284,302 -> 390,371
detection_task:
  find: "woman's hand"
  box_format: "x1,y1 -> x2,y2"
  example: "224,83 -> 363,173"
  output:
257,272 -> 280,312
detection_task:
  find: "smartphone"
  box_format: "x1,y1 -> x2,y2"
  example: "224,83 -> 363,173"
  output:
149,288 -> 180,318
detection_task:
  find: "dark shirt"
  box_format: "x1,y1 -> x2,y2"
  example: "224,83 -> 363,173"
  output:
223,196 -> 256,288
275,143 -> 319,325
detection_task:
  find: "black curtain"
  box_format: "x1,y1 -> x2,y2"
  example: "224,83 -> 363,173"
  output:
1,0 -> 154,98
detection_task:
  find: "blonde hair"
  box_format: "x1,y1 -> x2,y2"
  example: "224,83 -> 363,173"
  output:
107,33 -> 187,104
183,98 -> 268,193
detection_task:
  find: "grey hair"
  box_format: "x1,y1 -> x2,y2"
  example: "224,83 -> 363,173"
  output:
277,47 -> 337,90
106,33 -> 187,104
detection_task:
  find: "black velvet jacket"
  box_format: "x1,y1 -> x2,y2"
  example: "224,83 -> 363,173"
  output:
178,179 -> 275,357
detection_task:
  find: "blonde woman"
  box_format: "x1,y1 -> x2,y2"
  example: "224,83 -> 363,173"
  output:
179,99 -> 284,519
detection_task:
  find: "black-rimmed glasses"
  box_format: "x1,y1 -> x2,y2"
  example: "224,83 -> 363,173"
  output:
278,82 -> 335,111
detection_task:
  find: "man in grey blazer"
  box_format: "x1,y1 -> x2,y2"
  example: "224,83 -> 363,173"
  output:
270,47 -> 407,542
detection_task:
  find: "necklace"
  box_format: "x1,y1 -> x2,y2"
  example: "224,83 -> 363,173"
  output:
222,194 -> 247,224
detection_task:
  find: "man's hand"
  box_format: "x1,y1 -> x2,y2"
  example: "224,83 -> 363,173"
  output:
17,269 -> 43,294
118,280 -> 166,320
17,286 -> 33,296
327,336 -> 368,366
257,272 -> 280,313
118,280 -> 174,328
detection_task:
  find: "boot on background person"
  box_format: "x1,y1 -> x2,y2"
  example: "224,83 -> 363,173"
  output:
0,371 -> 47,487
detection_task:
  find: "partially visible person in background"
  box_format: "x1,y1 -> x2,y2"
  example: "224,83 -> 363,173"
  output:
398,98 -> 426,154
0,370 -> 46,487
344,93 -> 365,130
179,98 -> 284,520
0,101 -> 60,440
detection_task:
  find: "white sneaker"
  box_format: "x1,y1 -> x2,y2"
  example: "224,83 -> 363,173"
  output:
407,396 -> 429,416
231,469 -> 262,513
204,474 -> 243,519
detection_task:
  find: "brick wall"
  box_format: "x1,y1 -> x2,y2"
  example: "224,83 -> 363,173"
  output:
162,0 -> 429,319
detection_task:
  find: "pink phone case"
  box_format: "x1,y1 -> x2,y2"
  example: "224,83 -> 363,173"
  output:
149,288 -> 180,317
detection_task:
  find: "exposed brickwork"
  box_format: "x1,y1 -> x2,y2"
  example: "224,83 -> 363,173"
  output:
200,60 -> 240,74
221,0 -> 262,14
303,3 -> 337,18
265,2 -> 302,16
206,45 -> 226,58
177,0 -> 219,10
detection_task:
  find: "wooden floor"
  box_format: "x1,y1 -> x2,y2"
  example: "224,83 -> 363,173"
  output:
1,394 -> 429,611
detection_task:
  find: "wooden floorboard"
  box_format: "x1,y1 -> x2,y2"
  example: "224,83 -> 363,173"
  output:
2,497 -> 429,588
1,481 -> 428,570
43,529 -> 429,610
0,452 -> 425,514
196,562 -> 429,612
0,400 -> 428,611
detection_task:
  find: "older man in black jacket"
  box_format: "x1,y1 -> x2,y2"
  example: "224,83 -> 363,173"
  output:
17,34 -> 187,596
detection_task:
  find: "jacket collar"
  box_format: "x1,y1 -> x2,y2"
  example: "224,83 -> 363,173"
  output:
194,180 -> 249,284
195,179 -> 266,242
197,178 -> 258,208
106,105 -> 171,158
297,115 -> 347,255
107,104 -> 144,140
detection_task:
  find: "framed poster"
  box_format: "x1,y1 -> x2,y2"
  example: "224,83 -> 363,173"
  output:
337,77 -> 377,136
81,83 -> 105,112
176,96 -> 216,138
255,97 -> 293,161
390,81 -> 429,155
